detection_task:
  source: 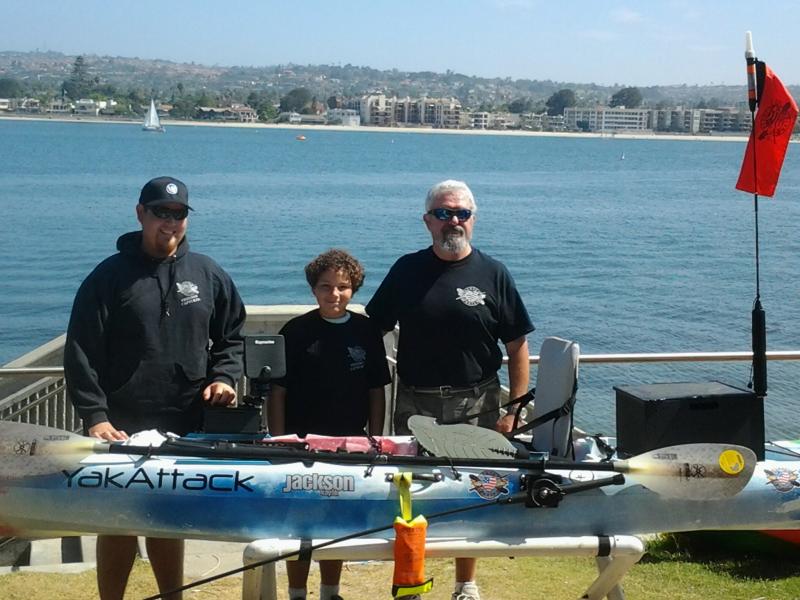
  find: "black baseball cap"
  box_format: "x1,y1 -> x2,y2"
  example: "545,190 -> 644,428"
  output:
138,176 -> 193,210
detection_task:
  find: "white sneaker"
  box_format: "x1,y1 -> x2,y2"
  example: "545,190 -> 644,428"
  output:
452,584 -> 481,600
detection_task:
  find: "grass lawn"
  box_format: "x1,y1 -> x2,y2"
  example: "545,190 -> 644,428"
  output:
3,535 -> 800,599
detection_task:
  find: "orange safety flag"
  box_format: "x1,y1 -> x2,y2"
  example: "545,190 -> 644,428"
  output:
736,62 -> 799,197
392,515 -> 433,597
391,473 -> 433,598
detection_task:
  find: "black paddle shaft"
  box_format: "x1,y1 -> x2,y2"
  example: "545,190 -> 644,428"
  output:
110,439 -> 622,472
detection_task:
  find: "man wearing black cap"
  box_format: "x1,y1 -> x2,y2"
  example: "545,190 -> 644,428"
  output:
64,176 -> 246,600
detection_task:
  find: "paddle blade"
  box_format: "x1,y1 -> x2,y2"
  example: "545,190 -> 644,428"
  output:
408,415 -> 519,459
0,421 -> 98,456
622,443 -> 757,500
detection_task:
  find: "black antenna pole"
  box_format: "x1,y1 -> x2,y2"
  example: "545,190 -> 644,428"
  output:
745,31 -> 767,397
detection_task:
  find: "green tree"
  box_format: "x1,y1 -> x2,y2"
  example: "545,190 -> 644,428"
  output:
111,98 -> 133,115
62,55 -> 94,100
259,104 -> 279,121
170,96 -> 197,119
196,91 -> 216,107
508,97 -> 535,114
280,87 -> 311,113
0,78 -> 23,98
609,87 -> 643,108
127,89 -> 147,114
245,90 -> 279,121
545,89 -> 576,116
72,55 -> 89,80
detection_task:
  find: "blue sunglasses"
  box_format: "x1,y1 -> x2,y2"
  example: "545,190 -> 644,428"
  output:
427,208 -> 473,222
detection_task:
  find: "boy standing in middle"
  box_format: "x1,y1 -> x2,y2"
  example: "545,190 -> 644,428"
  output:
268,248 -> 390,600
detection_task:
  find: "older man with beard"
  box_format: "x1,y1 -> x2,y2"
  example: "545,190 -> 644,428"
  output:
366,179 -> 533,600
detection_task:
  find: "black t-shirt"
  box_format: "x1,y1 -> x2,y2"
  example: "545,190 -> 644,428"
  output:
366,247 -> 534,387
274,310 -> 391,436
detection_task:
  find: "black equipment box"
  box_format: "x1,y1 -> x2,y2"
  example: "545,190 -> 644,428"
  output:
203,406 -> 262,434
615,381 -> 764,460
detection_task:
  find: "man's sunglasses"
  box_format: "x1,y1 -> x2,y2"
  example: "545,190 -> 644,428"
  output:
427,208 -> 473,222
148,206 -> 189,221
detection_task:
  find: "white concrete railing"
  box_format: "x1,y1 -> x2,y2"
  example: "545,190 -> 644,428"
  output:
0,306 -> 395,430
2,303 -> 800,430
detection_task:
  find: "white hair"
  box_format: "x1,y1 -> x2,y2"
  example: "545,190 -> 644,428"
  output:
425,180 -> 477,212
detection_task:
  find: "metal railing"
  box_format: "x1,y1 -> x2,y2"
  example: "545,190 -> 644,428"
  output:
3,350 -> 799,429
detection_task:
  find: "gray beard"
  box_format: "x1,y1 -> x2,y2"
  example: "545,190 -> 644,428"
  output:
437,230 -> 469,254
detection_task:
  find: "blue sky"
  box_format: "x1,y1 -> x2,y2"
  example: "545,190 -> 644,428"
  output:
3,0 -> 799,86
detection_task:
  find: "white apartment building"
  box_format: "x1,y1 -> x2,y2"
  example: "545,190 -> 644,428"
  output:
74,99 -> 104,116
470,111 -> 490,129
519,113 -> 567,132
326,108 -> 360,127
649,107 -> 750,134
356,94 -> 461,128
564,106 -> 651,132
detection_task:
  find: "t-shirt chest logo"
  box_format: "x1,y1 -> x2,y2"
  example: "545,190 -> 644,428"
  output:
176,281 -> 201,307
456,286 -> 487,307
348,346 -> 367,371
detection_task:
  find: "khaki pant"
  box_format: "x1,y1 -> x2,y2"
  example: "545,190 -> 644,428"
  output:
394,377 -> 501,434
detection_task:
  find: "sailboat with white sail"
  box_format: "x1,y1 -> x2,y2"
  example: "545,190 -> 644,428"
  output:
142,99 -> 165,133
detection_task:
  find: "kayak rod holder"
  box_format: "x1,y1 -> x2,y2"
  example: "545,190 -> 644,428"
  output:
522,473 -> 626,508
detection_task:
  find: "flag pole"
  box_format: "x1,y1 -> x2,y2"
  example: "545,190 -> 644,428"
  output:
745,31 -> 768,398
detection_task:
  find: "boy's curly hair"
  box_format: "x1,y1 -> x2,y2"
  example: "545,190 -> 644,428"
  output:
304,249 -> 365,292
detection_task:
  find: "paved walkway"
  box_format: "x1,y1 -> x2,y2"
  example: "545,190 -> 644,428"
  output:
0,537 -> 285,579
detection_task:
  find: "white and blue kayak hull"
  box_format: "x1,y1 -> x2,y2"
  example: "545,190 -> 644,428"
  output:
2,440 -> 800,542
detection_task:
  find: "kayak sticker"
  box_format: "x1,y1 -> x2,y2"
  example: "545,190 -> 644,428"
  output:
282,473 -> 356,497
13,441 -> 33,456
765,468 -> 800,493
679,463 -> 707,479
468,471 -> 509,500
62,467 -> 254,492
718,450 -> 746,475
568,470 -> 596,483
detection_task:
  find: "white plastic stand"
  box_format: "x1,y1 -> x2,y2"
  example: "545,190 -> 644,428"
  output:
241,535 -> 645,600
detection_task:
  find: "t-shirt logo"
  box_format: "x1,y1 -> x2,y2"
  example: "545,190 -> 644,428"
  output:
456,286 -> 486,307
176,281 -> 201,306
348,345 -> 366,371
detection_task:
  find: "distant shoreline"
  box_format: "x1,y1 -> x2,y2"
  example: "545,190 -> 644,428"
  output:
0,113 -> 753,143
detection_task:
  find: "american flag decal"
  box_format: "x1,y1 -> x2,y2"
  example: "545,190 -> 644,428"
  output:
468,470 -> 510,500
765,468 -> 800,493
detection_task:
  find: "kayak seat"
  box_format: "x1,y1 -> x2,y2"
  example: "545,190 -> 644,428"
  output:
520,336 -> 580,458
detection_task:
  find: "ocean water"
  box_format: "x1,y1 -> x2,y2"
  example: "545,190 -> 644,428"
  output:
1,119 -> 798,438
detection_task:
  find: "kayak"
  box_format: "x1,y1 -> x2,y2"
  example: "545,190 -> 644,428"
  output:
0,422 -> 798,543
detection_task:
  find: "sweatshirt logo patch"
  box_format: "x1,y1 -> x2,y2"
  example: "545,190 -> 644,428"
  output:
456,286 -> 486,307
176,281 -> 201,306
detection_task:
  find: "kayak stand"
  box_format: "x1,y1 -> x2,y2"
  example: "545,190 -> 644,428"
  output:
241,535 -> 646,600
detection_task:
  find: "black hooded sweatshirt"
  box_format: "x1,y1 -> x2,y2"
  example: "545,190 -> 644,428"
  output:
64,231 -> 246,434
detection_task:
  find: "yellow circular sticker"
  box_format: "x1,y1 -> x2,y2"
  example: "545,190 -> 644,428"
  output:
719,449 -> 745,475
